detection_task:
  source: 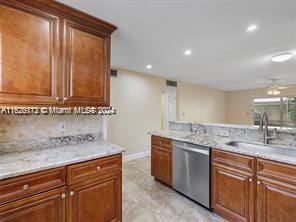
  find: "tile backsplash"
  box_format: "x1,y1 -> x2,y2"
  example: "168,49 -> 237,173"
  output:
169,121 -> 296,148
0,115 -> 103,143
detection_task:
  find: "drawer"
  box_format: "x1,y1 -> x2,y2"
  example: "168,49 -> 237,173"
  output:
151,135 -> 172,150
0,167 -> 66,205
67,154 -> 122,184
257,159 -> 296,185
212,149 -> 256,174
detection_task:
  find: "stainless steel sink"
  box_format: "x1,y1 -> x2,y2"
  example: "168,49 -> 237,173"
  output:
225,141 -> 296,156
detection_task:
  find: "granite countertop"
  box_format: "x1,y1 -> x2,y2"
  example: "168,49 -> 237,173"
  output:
150,130 -> 296,165
0,140 -> 125,180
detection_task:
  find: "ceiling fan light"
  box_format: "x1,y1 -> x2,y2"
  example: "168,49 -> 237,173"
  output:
267,88 -> 281,95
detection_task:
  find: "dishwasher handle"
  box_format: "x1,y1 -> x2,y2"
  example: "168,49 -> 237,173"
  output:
174,144 -> 209,155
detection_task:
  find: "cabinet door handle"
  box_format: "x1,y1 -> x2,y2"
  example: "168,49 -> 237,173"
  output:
249,178 -> 252,182
61,193 -> 66,199
23,184 -> 29,190
70,191 -> 75,196
257,180 -> 261,185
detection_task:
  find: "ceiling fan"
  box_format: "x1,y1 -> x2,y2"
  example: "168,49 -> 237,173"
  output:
266,79 -> 293,96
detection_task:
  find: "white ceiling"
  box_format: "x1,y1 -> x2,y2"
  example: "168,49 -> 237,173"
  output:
58,0 -> 296,91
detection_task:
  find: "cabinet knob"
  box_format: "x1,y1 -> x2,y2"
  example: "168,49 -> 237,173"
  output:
70,191 -> 75,196
55,97 -> 60,101
257,180 -> 261,185
61,193 -> 66,199
23,184 -> 29,190
249,178 -> 252,182
64,97 -> 68,101
96,166 -> 101,171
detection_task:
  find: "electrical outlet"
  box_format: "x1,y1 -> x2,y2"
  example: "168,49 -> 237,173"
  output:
58,122 -> 66,133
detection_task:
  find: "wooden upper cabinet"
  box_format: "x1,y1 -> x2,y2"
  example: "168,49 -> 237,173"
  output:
0,0 -> 116,106
62,20 -> 110,106
0,1 -> 60,105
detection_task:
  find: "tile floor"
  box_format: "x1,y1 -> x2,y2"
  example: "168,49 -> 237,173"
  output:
122,156 -> 225,222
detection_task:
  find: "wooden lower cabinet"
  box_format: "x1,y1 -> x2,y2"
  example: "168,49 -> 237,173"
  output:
0,187 -> 66,222
212,149 -> 296,222
212,165 -> 254,222
256,177 -> 296,222
0,154 -> 122,222
151,136 -> 172,187
67,171 -> 122,222
151,146 -> 172,187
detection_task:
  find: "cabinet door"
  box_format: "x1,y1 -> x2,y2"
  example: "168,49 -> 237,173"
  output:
0,187 -> 66,222
151,146 -> 172,187
62,19 -> 110,106
67,171 -> 121,222
256,176 -> 296,222
212,165 -> 254,222
0,1 -> 60,105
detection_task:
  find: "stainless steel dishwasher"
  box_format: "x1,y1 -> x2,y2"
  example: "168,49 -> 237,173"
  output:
173,141 -> 210,208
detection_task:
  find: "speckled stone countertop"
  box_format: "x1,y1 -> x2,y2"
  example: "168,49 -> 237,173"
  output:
150,130 -> 296,165
0,140 -> 125,180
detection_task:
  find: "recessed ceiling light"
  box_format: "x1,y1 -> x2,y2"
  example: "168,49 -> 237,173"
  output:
246,24 -> 258,32
184,49 -> 192,55
146,64 -> 152,69
271,52 -> 294,62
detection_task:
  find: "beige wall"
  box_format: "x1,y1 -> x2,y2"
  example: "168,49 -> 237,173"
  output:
226,87 -> 296,125
178,81 -> 226,123
107,69 -> 164,155
108,69 -> 227,155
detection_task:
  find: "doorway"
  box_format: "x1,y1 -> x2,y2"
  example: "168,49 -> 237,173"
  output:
162,86 -> 177,129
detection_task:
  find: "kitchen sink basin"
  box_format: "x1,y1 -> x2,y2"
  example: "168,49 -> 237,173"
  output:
225,141 -> 296,156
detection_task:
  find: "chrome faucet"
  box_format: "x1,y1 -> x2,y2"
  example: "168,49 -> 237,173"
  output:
259,112 -> 276,145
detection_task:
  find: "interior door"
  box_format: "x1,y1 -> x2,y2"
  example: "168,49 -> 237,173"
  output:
0,1 -> 60,105
67,171 -> 121,222
256,176 -> 296,222
163,87 -> 177,129
62,19 -> 110,106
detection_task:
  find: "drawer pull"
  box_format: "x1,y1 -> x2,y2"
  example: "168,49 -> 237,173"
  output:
61,193 -> 66,199
257,180 -> 261,185
70,191 -> 75,196
96,166 -> 101,171
23,184 -> 29,190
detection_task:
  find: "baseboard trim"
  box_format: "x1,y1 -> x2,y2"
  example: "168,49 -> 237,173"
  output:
123,150 -> 151,162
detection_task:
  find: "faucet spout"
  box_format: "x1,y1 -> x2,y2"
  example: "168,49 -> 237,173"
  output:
259,112 -> 276,145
